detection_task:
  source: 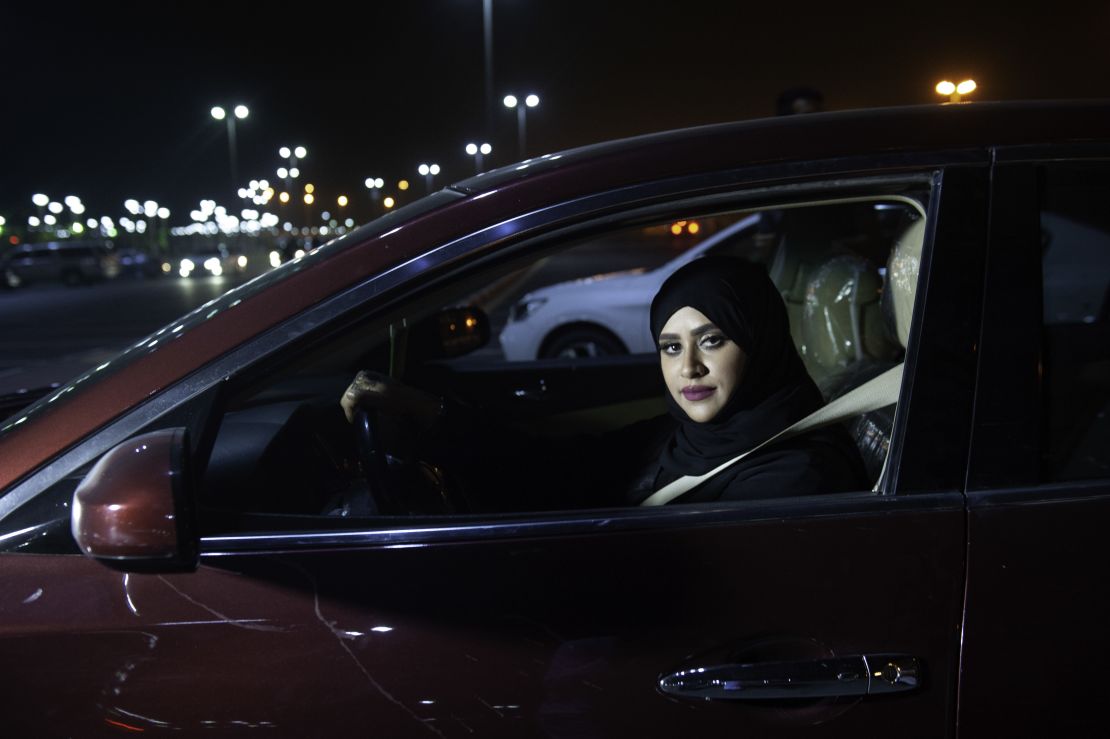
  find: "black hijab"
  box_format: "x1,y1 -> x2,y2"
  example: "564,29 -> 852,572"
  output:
649,255 -> 827,488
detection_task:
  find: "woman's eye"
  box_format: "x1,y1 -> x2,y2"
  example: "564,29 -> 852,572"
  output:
700,333 -> 726,349
659,342 -> 681,355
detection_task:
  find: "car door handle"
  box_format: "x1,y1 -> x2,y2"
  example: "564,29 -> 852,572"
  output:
659,653 -> 920,701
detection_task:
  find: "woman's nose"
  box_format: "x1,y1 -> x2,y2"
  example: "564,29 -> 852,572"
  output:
680,353 -> 706,378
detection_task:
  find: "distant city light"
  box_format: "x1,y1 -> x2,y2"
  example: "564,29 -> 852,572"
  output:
277,167 -> 288,179
32,193 -> 49,207
86,218 -> 97,228
28,216 -> 41,227
398,180 -> 410,191
304,193 -> 315,204
279,147 -> 291,158
289,167 -> 300,178
294,146 -> 306,159
305,183 -> 315,194
48,202 -> 63,214
44,214 -> 57,225
383,196 -> 395,208
337,195 -> 349,207
157,207 -> 170,219
279,192 -> 290,203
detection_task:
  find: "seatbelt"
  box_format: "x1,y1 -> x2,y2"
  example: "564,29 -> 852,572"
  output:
640,363 -> 904,507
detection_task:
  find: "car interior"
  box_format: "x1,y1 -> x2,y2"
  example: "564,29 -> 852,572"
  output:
184,186 -> 929,528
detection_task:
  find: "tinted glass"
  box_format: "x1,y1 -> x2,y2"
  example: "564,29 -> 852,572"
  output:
1040,163 -> 1110,481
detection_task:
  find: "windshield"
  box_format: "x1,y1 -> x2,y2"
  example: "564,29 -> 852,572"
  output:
0,191 -> 463,440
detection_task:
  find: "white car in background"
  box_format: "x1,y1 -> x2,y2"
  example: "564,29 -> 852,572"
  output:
499,214 -> 759,359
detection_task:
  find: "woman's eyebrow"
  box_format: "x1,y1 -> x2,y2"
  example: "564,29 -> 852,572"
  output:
657,323 -> 719,342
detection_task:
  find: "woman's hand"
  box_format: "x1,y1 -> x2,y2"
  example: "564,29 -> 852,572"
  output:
340,370 -> 443,429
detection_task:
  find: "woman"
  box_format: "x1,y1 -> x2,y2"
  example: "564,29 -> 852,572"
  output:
342,255 -> 867,507
632,254 -> 867,504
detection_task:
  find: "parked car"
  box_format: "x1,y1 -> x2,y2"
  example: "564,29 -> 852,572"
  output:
0,239 -> 120,286
176,242 -> 248,278
0,101 -> 1108,737
499,214 -> 761,359
115,247 -> 167,278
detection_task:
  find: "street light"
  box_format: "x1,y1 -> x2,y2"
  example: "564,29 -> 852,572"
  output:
277,145 -> 306,193
935,79 -> 977,103
503,93 -> 539,159
482,0 -> 494,138
418,163 -> 441,193
465,142 -> 492,173
211,104 -> 249,189
364,176 -> 384,207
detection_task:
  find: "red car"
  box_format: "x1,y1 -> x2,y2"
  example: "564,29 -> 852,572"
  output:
1,101 -> 1108,737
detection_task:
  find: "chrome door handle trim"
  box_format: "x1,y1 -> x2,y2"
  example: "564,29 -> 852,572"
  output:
658,653 -> 920,701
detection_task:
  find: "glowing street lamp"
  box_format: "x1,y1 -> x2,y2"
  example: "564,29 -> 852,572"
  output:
278,145 -> 306,192
465,142 -> 492,173
418,163 -> 441,193
503,93 -> 539,159
935,79 -> 977,103
364,176 -> 384,206
211,104 -> 250,188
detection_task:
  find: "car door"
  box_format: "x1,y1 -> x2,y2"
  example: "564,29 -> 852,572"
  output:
0,163 -> 987,738
958,155 -> 1110,737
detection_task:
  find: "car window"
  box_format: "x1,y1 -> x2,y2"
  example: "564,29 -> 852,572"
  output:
1040,163 -> 1110,482
189,190 -> 927,521
1,181 -> 932,549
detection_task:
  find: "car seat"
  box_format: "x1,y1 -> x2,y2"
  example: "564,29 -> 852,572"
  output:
811,218 -> 925,484
800,254 -> 901,395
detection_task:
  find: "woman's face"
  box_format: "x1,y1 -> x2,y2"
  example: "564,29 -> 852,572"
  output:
658,306 -> 747,423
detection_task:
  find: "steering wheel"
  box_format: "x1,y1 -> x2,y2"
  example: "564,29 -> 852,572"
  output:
353,408 -> 406,514
352,407 -> 470,515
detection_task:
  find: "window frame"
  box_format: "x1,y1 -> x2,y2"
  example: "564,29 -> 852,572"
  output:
0,152 -> 986,553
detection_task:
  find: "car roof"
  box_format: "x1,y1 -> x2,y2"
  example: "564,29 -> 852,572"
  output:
450,100 -> 1110,197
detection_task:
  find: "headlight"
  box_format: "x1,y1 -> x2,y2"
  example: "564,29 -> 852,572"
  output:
179,258 -> 195,272
511,297 -> 547,322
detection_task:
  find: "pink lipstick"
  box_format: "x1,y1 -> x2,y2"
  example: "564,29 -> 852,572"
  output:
681,385 -> 715,401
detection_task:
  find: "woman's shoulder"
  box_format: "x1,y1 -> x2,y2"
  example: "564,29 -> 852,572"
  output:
703,426 -> 868,502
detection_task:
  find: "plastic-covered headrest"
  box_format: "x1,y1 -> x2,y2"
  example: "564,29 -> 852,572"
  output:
801,255 -> 899,375
885,219 -> 926,347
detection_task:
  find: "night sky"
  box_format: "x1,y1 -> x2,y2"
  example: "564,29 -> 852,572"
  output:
4,0 -> 1109,227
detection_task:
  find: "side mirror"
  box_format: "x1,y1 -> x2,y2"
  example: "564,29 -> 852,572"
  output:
71,428 -> 199,573
410,306 -> 491,360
